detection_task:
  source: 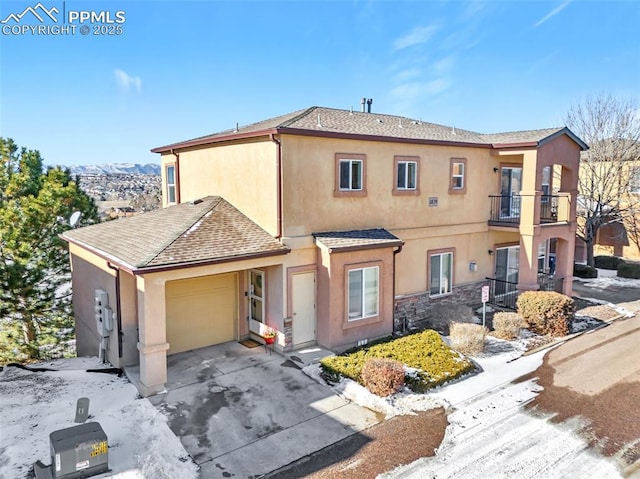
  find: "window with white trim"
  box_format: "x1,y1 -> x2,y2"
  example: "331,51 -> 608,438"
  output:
451,162 -> 465,190
166,165 -> 176,204
339,159 -> 363,191
348,266 -> 379,320
430,252 -> 453,296
397,161 -> 417,190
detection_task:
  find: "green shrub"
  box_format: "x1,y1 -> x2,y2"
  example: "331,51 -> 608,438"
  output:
594,255 -> 625,270
617,262 -> 640,279
574,263 -> 597,278
516,291 -> 575,337
492,312 -> 523,340
450,322 -> 487,355
320,329 -> 474,393
361,358 -> 405,397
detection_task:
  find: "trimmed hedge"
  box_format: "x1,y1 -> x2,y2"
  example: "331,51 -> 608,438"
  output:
617,262 -> 640,279
574,263 -> 597,278
516,291 -> 575,337
594,255 -> 625,270
320,329 -> 475,394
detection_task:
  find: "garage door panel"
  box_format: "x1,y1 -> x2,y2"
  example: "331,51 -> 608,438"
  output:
166,274 -> 237,355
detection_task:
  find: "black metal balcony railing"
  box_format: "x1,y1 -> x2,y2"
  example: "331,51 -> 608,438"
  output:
486,277 -> 518,310
489,195 -> 562,225
489,195 -> 521,224
539,195 -> 559,222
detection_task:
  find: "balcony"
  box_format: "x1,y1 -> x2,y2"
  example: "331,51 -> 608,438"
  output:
489,195 -> 565,227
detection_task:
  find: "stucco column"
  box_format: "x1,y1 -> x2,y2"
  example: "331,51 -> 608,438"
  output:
517,233 -> 540,293
555,237 -> 575,297
136,275 -> 169,396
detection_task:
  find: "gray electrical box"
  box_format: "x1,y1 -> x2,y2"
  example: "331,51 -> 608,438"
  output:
48,422 -> 109,478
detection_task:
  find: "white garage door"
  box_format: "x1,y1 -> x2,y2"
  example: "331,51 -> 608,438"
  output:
166,273 -> 237,355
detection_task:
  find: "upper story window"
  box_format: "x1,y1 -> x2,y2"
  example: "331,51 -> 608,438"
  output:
340,159 -> 362,190
449,158 -> 467,194
335,153 -> 367,197
166,165 -> 176,204
347,266 -> 379,320
393,156 -> 420,195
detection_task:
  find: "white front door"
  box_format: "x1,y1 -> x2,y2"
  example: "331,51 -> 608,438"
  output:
292,271 -> 316,346
248,270 -> 264,334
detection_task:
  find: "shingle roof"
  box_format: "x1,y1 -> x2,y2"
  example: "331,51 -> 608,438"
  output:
62,197 -> 289,271
312,229 -> 403,252
152,106 -> 587,152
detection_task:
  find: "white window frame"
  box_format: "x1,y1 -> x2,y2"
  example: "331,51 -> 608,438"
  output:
339,159 -> 363,191
347,266 -> 379,321
452,162 -> 465,190
429,252 -> 453,296
166,165 -> 176,204
397,160 -> 417,190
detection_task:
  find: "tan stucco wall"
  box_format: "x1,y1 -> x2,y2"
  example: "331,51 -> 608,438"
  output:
69,244 -> 121,367
160,138 -> 278,235
316,246 -> 395,351
280,135 -> 498,236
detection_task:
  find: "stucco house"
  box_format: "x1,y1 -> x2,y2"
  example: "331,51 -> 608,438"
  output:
62,105 -> 587,396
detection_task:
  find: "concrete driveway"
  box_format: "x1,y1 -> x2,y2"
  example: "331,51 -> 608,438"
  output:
148,341 -> 382,478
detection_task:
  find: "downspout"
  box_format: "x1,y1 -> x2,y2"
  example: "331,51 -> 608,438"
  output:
270,134 -> 283,239
392,243 -> 404,333
170,148 -> 181,204
107,262 -> 123,359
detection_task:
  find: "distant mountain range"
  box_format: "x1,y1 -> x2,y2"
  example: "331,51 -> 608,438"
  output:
69,163 -> 161,175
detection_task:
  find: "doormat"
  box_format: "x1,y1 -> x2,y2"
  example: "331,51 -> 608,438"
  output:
239,339 -> 261,349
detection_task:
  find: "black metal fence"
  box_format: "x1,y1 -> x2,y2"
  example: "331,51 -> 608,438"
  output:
486,277 -> 518,310
537,272 -> 564,293
487,274 -> 565,310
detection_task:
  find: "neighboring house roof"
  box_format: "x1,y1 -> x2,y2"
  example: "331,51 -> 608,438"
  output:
62,197 -> 289,272
313,229 -> 403,253
151,106 -> 588,153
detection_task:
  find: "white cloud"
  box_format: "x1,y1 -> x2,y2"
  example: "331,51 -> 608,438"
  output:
434,56 -> 455,74
391,78 -> 451,102
394,68 -> 422,82
533,1 -> 571,28
114,68 -> 142,92
393,25 -> 438,50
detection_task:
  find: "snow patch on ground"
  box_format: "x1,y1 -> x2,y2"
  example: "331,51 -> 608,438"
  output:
0,358 -> 198,479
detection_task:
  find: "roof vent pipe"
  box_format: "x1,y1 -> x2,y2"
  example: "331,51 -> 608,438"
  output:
367,98 -> 373,113
361,98 -> 366,113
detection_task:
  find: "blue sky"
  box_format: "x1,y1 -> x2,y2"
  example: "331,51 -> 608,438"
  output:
1,0 -> 638,166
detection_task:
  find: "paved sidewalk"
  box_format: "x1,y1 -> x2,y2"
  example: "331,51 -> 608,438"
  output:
573,279 -> 640,310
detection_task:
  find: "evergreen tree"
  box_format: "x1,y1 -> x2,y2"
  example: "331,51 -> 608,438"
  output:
0,138 -> 98,362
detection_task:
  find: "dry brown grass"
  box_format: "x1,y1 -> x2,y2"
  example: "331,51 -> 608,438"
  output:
450,322 -> 487,355
493,312 -> 524,340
